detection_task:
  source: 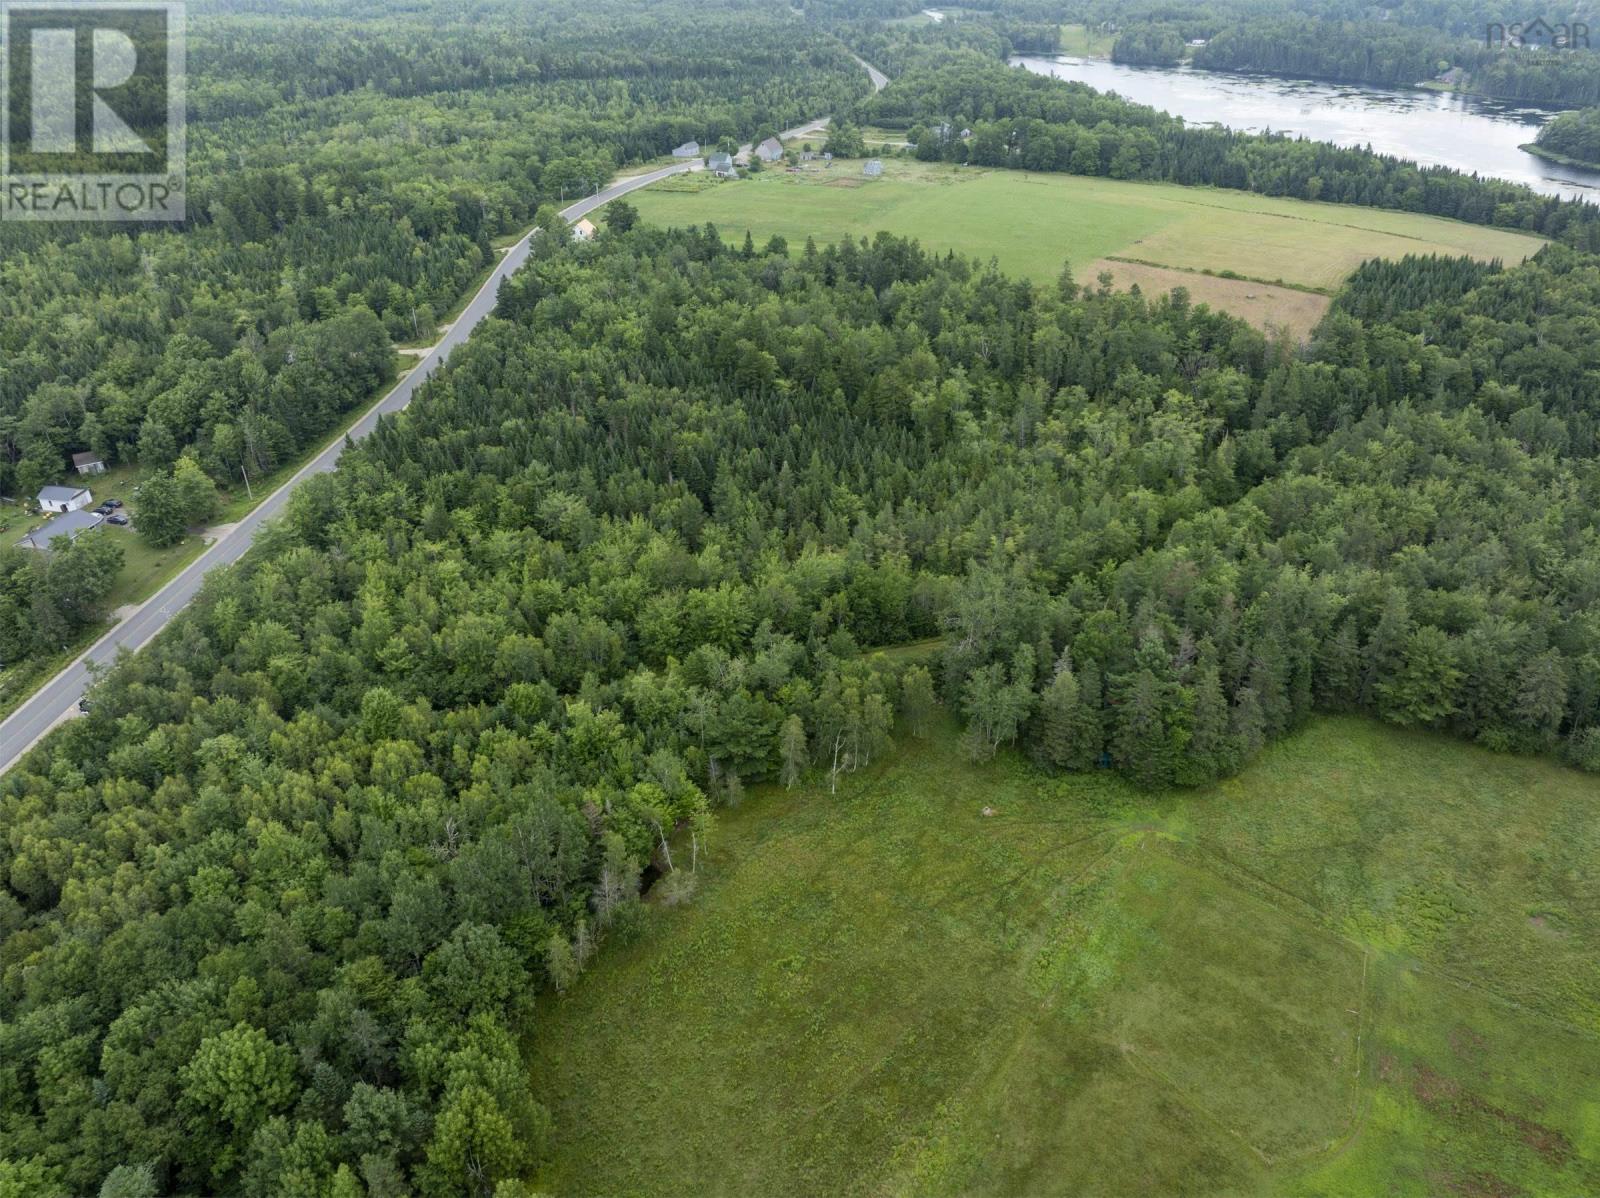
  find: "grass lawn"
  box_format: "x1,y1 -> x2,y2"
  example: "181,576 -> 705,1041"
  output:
629,160 -> 1545,336
528,716 -> 1600,1197
1057,23 -> 1115,57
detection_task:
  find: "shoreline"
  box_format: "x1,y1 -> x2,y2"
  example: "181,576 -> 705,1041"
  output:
1519,140 -> 1600,170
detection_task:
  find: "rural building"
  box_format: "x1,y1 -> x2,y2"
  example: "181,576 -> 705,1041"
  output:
863,158 -> 884,177
708,151 -> 736,176
1188,37 -> 1208,46
800,150 -> 816,161
959,128 -> 973,140
72,451 -> 106,476
571,218 -> 597,241
17,508 -> 103,550
37,485 -> 91,513
754,136 -> 784,163
672,140 -> 701,158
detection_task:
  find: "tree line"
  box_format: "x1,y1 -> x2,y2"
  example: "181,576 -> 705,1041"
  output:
1531,106 -> 1600,167
0,0 -> 873,679
857,49 -> 1600,246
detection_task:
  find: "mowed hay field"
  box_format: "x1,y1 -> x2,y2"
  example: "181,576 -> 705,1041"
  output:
629,160 -> 1546,337
529,717 -> 1600,1197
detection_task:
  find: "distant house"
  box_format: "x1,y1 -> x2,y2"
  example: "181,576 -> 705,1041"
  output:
71,451 -> 106,476
571,217 -> 597,241
800,150 -> 816,161
37,484 -> 91,514
821,151 -> 833,162
672,140 -> 701,158
959,128 -> 973,140
17,507 -> 103,550
708,151 -> 736,176
863,158 -> 884,177
754,136 -> 785,163
1516,16 -> 1556,47
1187,37 -> 1208,47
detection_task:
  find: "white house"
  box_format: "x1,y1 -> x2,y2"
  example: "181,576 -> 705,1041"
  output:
571,217 -> 597,241
708,151 -> 736,176
37,484 -> 91,513
672,140 -> 701,158
72,451 -> 106,476
754,136 -> 785,163
863,158 -> 884,177
17,508 -> 103,550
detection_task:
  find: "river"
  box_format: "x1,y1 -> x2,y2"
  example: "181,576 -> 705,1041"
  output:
1012,55 -> 1600,202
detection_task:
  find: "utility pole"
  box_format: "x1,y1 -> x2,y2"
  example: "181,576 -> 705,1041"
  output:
240,462 -> 253,501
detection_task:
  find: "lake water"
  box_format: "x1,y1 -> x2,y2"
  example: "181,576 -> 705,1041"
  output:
1012,55 -> 1600,202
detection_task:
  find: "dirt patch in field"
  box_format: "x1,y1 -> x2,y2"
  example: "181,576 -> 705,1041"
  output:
1434,1170 -> 1525,1198
1408,1063 -> 1573,1166
1083,258 -> 1331,341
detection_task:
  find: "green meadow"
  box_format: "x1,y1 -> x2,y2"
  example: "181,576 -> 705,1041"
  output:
530,717 -> 1600,1196
629,160 -> 1545,333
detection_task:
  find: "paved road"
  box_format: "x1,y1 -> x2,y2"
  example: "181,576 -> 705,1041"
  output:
0,162 -> 691,773
853,54 -> 889,92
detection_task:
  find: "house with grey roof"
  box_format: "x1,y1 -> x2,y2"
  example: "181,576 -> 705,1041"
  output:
754,136 -> 784,163
72,451 -> 106,476
672,140 -> 701,158
708,151 -> 736,176
17,508 -> 103,550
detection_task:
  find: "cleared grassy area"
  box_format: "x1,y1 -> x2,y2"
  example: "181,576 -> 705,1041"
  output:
629,159 -> 1545,329
1058,23 -> 1115,57
1086,258 -> 1332,340
529,717 -> 1600,1197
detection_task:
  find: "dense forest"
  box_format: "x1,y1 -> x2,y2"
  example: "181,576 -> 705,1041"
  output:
1531,106 -> 1600,167
5,214 -> 1600,1194
0,0 -> 871,502
1111,22 -> 1186,65
860,50 -> 1600,246
0,0 -> 872,679
5,3 -> 1600,1195
1192,16 -> 1600,105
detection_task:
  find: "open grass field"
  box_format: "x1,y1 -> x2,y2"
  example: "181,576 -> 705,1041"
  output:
529,716 -> 1600,1197
630,160 -> 1545,337
1057,23 -> 1116,57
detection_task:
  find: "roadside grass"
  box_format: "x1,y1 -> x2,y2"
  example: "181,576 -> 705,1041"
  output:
528,716 -> 1600,1197
627,158 -> 1545,332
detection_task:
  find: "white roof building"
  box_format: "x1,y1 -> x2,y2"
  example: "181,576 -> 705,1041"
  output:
36,485 -> 91,513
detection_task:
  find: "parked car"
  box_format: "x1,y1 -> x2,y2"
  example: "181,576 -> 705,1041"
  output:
95,503 -> 114,515
106,498 -> 124,508
107,514 -> 129,526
